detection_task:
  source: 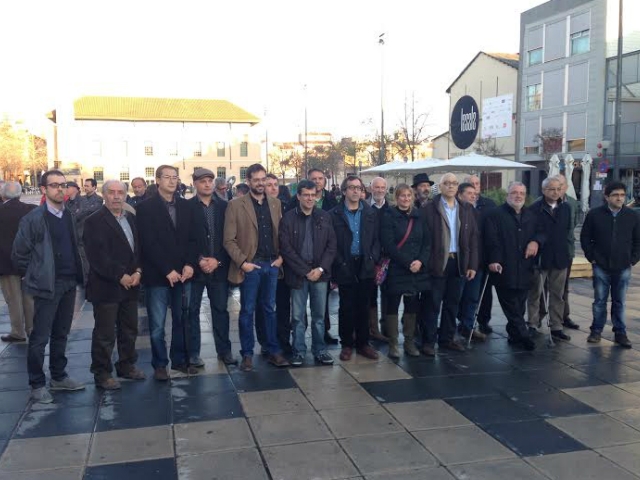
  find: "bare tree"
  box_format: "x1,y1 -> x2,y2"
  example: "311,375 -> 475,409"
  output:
398,92 -> 430,162
535,127 -> 564,166
473,136 -> 503,156
0,120 -> 31,181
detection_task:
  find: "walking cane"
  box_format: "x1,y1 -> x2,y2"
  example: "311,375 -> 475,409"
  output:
467,274 -> 491,349
541,280 -> 555,348
181,284 -> 192,376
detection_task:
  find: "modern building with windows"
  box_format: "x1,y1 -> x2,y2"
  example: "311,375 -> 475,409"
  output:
517,0 -> 640,201
47,96 -> 261,187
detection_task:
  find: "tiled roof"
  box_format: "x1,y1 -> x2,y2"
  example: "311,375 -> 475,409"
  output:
48,96 -> 260,124
446,52 -> 520,93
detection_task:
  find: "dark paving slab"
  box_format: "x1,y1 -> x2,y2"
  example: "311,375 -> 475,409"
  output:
0,412 -> 21,440
170,374 -> 235,397
96,397 -> 172,432
446,395 -> 539,425
229,369 -> 297,392
14,405 -> 97,438
84,457 -> 177,480
527,366 -> 607,389
574,362 -> 640,383
510,389 -> 598,418
0,389 -> 30,414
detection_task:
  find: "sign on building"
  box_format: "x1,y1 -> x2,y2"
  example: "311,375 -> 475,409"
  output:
450,95 -> 479,150
481,94 -> 513,139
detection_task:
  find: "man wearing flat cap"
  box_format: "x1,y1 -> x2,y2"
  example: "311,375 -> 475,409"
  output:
412,173 -> 434,209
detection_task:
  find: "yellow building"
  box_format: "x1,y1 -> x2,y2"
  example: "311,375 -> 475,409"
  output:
47,96 -> 261,186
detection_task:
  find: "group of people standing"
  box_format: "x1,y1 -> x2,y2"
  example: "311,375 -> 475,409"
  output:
1,162 -> 639,405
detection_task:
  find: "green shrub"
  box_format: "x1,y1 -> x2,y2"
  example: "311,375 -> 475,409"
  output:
483,188 -> 506,205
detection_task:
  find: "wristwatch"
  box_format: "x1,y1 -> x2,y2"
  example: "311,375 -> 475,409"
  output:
317,267 -> 324,273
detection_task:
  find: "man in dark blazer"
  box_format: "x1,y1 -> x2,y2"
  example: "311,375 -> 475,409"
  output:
84,180 -> 146,390
137,165 -> 196,380
0,181 -> 36,342
188,168 -> 236,367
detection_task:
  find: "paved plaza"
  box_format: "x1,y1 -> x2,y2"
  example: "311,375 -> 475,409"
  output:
2,272 -> 640,479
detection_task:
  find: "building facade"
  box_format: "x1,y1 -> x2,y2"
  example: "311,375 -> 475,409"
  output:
47,96 -> 261,187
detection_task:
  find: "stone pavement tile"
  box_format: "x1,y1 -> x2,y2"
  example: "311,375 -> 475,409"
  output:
362,378 -> 441,403
445,353 -> 514,374
574,362 -> 640,383
0,356 -> 28,374
0,467 -> 83,480
0,343 -> 27,358
239,388 -> 312,417
393,356 -> 463,378
302,383 -> 377,410
446,395 -> 538,426
491,351 -> 566,371
510,389 -> 598,418
384,400 -> 472,431
103,377 -> 171,405
97,397 -> 172,432
342,362 -> 412,383
449,458 -> 549,480
365,467 -> 456,480
31,385 -> 103,410
339,432 -> 437,475
413,425 -> 516,465
88,425 -> 174,466
0,413 -> 21,440
527,450 -> 639,480
319,404 -> 403,439
0,390 -> 29,415
562,385 -> 640,412
177,448 -> 268,480
0,433 -> 91,472
482,419 -> 587,456
262,440 -> 359,480
230,370 -> 297,392
609,408 -> 640,430
597,442 -> 640,476
0,372 -> 29,392
84,457 -> 178,480
290,365 -> 358,390
174,417 -> 254,455
14,405 -> 97,439
614,381 -> 640,397
249,411 -> 332,446
549,413 -> 640,448
173,391 -> 244,423
527,366 -> 607,389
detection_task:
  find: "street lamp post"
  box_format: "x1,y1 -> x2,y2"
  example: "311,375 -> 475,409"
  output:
379,33 -> 386,165
612,0 -> 624,180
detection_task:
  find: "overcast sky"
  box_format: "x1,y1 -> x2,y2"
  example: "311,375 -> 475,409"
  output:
0,0 -> 544,140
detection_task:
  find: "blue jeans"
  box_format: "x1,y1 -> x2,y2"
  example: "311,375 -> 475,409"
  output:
189,278 -> 232,359
591,265 -> 631,335
291,280 -> 328,356
238,262 -> 280,357
146,282 -> 191,369
458,269 -> 487,331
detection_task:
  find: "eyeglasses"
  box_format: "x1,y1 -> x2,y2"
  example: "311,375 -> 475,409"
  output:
442,182 -> 459,187
544,187 -> 561,192
161,175 -> 179,181
299,193 -> 316,199
346,185 -> 363,192
47,183 -> 68,189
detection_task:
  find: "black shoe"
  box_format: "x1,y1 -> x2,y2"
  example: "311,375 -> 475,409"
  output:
324,332 -> 339,345
587,332 -> 601,343
478,324 -> 493,335
615,333 -> 633,349
217,353 -> 238,365
551,330 -> 571,341
280,343 -> 293,355
521,337 -> 537,351
563,318 -> 580,330
528,327 -> 539,336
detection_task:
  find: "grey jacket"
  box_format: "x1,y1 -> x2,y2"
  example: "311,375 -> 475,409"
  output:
11,205 -> 86,300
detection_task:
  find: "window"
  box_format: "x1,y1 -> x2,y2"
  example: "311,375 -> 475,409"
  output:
240,167 -> 248,180
144,141 -> 154,156
217,142 -> 225,157
217,167 -> 226,179
240,142 -> 248,157
53,160 -> 61,169
93,168 -> 104,182
91,140 -> 102,157
168,142 -> 178,156
524,118 -> 540,155
525,146 -> 539,155
568,139 -> 586,152
120,168 -> 130,182
528,48 -> 542,66
145,167 -> 154,178
571,30 -> 590,55
193,142 -> 202,157
526,84 -> 542,111
192,166 -> 203,172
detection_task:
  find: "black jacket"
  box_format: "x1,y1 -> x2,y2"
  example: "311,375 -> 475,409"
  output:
529,198 -> 571,270
279,207 -> 337,289
484,203 -> 545,290
188,195 -> 230,282
0,199 -> 36,275
286,189 -> 338,213
83,207 -> 141,303
380,207 -> 430,295
473,195 -> 497,268
580,205 -> 640,272
330,201 -> 381,284
136,194 -> 195,287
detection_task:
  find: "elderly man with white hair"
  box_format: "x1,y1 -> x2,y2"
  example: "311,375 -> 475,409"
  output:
421,173 -> 478,355
0,181 -> 36,342
368,177 -> 390,341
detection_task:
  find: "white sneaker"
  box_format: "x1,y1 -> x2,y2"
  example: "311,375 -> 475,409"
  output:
50,377 -> 85,391
31,387 -> 54,404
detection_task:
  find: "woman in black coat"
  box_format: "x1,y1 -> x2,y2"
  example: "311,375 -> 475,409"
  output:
380,184 -> 430,358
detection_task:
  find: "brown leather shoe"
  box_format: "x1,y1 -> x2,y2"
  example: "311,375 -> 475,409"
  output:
0,334 -> 26,342
268,353 -> 290,368
339,347 -> 353,361
96,377 -> 121,390
440,341 -> 466,352
117,366 -> 146,380
421,345 -> 436,357
153,367 -> 170,381
240,356 -> 253,372
356,345 -> 379,360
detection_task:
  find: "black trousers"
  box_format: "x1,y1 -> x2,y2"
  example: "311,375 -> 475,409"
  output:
386,293 -> 419,316
495,287 -> 530,340
256,278 -> 291,349
28,279 -> 77,389
91,299 -> 139,382
338,277 -> 372,349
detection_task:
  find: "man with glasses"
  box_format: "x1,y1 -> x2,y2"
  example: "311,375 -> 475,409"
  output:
526,176 -> 572,341
214,177 -> 230,202
137,165 -> 196,380
581,181 -> 640,348
330,176 -> 381,361
12,170 -> 86,403
422,173 -> 478,355
224,163 -> 289,371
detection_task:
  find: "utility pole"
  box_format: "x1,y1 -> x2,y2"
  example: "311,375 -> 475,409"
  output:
304,84 -> 308,175
379,33 -> 386,165
613,0 -> 623,180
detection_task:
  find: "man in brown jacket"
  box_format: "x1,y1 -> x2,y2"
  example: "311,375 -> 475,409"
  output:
223,163 -> 289,371
421,173 -> 478,355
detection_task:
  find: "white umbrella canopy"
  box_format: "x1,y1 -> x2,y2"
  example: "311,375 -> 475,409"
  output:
580,154 -> 593,213
563,154 -> 577,199
361,158 -> 447,174
432,152 -> 535,173
548,154 -> 561,177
